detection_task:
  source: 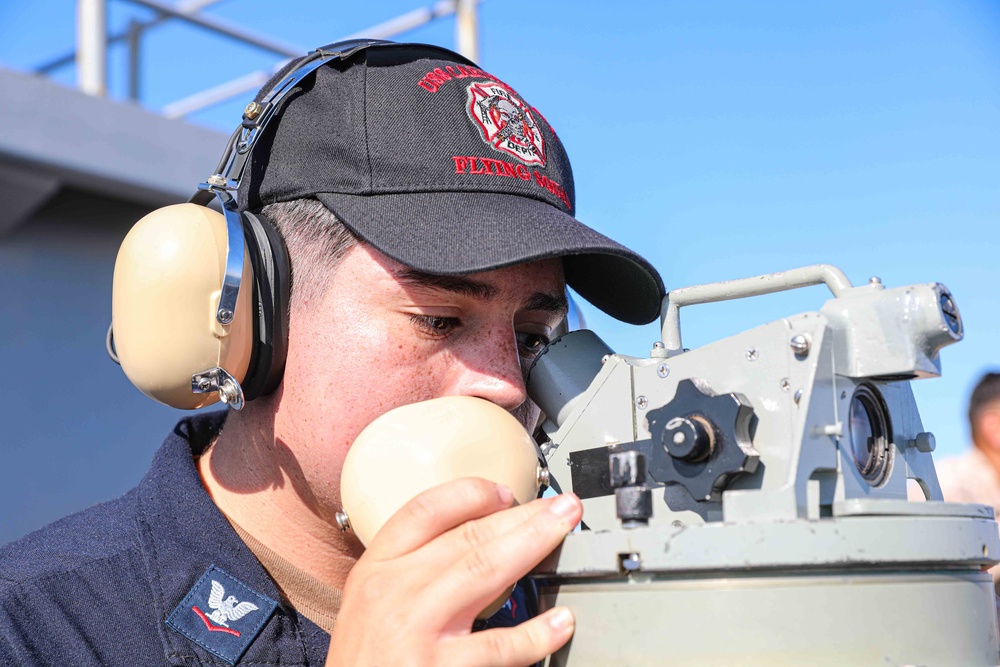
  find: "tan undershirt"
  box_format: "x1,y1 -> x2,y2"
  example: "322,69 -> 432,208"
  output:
225,516 -> 343,636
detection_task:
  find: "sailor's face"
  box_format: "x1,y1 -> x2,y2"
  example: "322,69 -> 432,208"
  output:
272,242 -> 567,519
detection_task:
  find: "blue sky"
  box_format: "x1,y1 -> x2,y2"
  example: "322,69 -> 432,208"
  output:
1,0 -> 998,458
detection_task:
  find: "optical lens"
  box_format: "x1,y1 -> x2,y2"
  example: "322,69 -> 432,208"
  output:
848,384 -> 892,486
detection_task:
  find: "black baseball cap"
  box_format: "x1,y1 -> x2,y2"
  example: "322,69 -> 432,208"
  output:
240,41 -> 664,325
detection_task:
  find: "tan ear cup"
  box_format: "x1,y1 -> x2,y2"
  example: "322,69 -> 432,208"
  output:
112,203 -> 254,409
340,395 -> 543,619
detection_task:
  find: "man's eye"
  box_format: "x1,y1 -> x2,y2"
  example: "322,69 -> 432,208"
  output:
410,314 -> 460,336
517,331 -> 550,358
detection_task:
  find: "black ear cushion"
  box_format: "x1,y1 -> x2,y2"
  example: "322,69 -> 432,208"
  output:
239,210 -> 291,401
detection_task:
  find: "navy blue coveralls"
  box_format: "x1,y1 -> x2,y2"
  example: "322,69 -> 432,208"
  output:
0,414 -> 536,665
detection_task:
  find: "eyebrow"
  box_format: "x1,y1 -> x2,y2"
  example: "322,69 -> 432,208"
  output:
396,268 -> 500,300
526,291 -> 569,317
395,267 -> 569,316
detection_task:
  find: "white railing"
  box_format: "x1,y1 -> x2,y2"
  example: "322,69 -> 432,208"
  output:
47,0 -> 480,118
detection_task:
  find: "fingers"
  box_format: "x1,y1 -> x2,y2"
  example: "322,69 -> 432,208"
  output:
430,493 -> 582,618
442,607 -> 575,667
365,477 -> 515,560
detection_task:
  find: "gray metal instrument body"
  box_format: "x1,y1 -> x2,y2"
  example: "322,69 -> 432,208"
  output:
527,264 -> 999,666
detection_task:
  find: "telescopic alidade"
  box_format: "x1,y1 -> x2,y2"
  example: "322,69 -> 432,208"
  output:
527,264 -> 998,666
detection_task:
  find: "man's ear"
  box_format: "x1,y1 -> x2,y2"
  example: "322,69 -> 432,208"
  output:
977,409 -> 1000,451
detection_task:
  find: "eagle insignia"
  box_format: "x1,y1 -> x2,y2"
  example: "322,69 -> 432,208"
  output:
166,565 -> 278,664
192,580 -> 259,636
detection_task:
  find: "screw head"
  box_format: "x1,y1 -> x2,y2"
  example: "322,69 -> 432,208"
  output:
790,334 -> 810,357
218,309 -> 234,324
636,395 -> 649,410
601,354 -> 611,365
657,363 -> 670,378
869,276 -> 883,285
780,378 -> 791,392
197,378 -> 211,391
652,341 -> 665,349
745,347 -> 759,362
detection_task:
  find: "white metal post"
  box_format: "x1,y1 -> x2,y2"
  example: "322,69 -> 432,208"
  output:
77,0 -> 107,96
456,0 -> 479,64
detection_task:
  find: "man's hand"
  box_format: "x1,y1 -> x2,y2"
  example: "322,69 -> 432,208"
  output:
326,478 -> 583,666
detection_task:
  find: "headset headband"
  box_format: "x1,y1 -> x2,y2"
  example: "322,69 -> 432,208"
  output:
187,38 -> 392,331
108,39 -> 392,402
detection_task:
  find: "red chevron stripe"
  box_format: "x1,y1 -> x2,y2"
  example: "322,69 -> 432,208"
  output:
192,606 -> 241,637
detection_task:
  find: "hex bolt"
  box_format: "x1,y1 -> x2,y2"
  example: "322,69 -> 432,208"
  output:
657,363 -> 670,378
609,451 -> 652,529
790,334 -> 810,357
244,101 -> 263,120
610,450 -> 647,487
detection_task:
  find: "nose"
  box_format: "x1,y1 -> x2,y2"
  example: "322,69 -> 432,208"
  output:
453,326 -> 529,413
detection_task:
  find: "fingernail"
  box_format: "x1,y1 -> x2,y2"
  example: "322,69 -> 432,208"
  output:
497,484 -> 514,505
548,607 -> 574,631
549,493 -> 579,519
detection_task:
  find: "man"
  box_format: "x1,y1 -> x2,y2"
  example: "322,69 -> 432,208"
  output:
0,41 -> 663,665
936,372 -> 1000,588
937,373 -> 1000,506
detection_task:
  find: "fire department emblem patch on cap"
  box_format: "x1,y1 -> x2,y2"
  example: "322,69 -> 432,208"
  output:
466,81 -> 546,166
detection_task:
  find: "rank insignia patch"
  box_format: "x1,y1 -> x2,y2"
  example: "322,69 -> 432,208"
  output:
166,565 -> 278,665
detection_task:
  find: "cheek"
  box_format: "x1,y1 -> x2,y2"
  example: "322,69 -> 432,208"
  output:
276,302 -> 460,477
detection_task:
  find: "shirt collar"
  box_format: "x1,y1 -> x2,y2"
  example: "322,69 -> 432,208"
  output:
136,412 -> 329,665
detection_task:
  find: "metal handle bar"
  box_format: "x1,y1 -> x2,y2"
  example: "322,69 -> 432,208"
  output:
659,264 -> 853,355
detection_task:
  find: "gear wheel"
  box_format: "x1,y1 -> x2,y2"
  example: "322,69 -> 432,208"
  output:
646,379 -> 758,501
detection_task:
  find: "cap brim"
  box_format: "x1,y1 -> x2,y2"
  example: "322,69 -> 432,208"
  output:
315,191 -> 664,325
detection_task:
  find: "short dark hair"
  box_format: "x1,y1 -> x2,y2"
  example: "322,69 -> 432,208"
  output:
968,372 -> 1000,436
260,198 -> 358,307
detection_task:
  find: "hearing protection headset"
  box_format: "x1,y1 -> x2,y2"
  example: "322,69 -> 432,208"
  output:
109,39 -> 390,411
